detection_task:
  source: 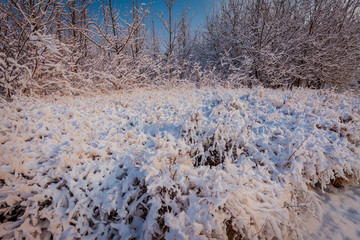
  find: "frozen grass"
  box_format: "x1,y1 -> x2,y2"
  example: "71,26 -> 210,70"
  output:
0,87 -> 359,239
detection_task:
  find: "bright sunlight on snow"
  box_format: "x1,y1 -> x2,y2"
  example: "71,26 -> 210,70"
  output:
0,87 -> 359,239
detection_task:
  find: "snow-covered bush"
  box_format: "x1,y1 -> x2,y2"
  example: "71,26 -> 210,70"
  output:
0,0 -> 98,98
0,0 -> 210,101
1,88 -> 358,239
203,0 -> 360,89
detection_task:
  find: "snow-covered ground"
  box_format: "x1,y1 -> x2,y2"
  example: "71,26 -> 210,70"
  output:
0,87 -> 359,239
305,185 -> 360,240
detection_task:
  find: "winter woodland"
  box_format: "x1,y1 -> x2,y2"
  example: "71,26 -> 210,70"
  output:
0,0 -> 359,98
0,0 -> 360,239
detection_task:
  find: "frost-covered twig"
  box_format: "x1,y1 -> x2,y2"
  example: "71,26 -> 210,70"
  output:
284,129 -> 315,168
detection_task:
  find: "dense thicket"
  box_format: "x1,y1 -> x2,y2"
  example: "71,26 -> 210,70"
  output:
203,0 -> 360,89
0,0 -> 359,99
0,0 -> 201,100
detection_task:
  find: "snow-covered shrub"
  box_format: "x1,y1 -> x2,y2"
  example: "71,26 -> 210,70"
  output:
0,87 -> 359,239
203,0 -> 360,89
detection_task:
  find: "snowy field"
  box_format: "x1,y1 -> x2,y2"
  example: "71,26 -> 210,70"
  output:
0,87 -> 359,239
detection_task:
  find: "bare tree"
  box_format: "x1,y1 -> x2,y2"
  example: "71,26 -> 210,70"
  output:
62,0 -> 94,71
156,0 -> 182,57
0,0 -> 67,97
130,0 -> 148,58
175,9 -> 193,60
95,0 -> 148,58
150,16 -> 160,58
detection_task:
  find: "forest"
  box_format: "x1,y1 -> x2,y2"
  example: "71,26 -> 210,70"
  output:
1,0 -> 359,100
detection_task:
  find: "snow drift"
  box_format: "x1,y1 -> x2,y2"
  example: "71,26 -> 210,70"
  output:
0,87 -> 359,239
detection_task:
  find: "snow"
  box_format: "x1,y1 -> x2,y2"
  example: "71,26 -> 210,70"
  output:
304,185 -> 360,240
0,87 -> 359,239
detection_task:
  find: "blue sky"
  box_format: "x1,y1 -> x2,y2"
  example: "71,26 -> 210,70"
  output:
149,0 -> 218,30
91,0 -> 219,43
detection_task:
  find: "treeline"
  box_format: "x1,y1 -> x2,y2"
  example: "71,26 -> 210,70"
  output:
0,0 -> 359,99
203,0 -> 360,89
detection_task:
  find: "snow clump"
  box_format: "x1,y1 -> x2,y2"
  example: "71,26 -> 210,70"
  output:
0,87 -> 359,239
